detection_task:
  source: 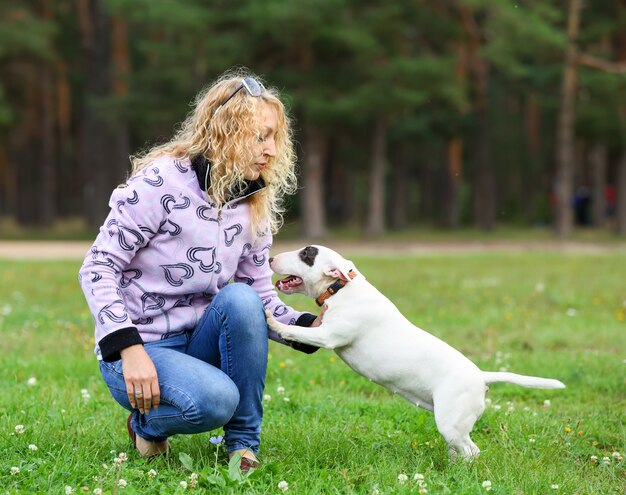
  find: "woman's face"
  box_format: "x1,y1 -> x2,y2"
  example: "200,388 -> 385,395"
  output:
243,101 -> 278,181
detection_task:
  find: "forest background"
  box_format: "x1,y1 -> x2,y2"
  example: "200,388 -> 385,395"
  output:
1,0 -> 625,240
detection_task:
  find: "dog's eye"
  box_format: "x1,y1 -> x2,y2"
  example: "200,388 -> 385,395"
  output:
299,246 -> 319,267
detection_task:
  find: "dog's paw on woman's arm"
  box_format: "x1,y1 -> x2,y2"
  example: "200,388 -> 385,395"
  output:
264,311 -> 320,354
290,313 -> 320,354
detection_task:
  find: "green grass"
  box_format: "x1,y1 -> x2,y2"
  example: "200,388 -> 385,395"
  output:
0,252 -> 624,494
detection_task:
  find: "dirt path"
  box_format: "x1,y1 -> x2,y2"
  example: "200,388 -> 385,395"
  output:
0,239 -> 623,260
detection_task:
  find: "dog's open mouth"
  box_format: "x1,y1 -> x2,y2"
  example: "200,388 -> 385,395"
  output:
275,275 -> 303,294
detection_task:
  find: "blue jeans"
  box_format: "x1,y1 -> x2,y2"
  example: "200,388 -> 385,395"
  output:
99,283 -> 268,454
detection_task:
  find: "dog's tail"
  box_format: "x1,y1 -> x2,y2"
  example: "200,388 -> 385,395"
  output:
482,371 -> 565,389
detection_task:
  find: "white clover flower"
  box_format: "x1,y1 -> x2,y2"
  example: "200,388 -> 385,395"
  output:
550,484 -> 559,489
565,308 -> 577,317
612,451 -> 623,461
283,397 -> 290,402
485,398 -> 492,406
117,479 -> 127,489
189,473 -> 198,488
81,389 -> 91,401
523,406 -> 531,412
535,282 -> 545,292
64,486 -> 74,494
543,400 -> 551,407
113,457 -> 121,465
602,456 -> 610,465
147,468 -> 157,478
529,437 -> 536,444
493,404 -> 502,411
397,473 -> 408,484
101,464 -> 108,470
414,473 -> 425,480
15,424 -> 25,434
27,377 -> 37,386
180,480 -> 188,489
10,466 -> 20,475
371,487 -> 380,495
278,480 -> 289,492
419,488 -> 428,494
118,452 -> 128,462
482,480 -> 492,491
277,386 -> 286,394
590,455 -> 598,463
28,444 -> 38,451
2,304 -> 12,315
263,394 -> 272,401
93,489 -> 102,495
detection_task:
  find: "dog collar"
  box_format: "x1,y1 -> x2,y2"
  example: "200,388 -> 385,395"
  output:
315,270 -> 357,306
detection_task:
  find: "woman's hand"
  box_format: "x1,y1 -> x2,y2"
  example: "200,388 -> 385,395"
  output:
310,304 -> 328,327
120,344 -> 160,415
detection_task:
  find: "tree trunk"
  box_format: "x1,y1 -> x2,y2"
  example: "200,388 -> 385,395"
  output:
390,147 -> 409,230
524,91 -> 542,221
418,157 -> 434,223
39,0 -> 56,226
77,0 -> 115,230
0,144 -> 15,217
615,0 -> 626,235
589,144 -> 607,227
300,123 -> 327,238
616,151 -> 626,235
472,100 -> 495,230
111,14 -> 132,183
459,5 -> 495,231
15,62 -> 40,225
56,58 -> 76,216
442,137 -> 463,228
365,118 -> 387,238
554,0 -> 582,237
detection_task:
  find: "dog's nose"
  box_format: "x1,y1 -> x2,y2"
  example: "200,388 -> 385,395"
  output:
268,257 -> 274,264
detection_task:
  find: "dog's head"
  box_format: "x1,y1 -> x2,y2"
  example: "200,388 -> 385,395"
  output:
269,245 -> 357,299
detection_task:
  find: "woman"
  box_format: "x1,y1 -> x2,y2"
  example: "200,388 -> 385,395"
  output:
79,70 -> 319,471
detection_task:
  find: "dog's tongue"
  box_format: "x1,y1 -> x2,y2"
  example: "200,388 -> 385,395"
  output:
275,275 -> 303,292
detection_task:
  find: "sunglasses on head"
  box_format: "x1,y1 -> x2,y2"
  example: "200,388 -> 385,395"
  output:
215,77 -> 265,114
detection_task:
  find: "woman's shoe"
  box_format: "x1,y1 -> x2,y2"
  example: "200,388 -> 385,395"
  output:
229,449 -> 259,473
127,414 -> 169,458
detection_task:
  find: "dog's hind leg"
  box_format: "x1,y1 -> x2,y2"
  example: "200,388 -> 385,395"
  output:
433,389 -> 484,460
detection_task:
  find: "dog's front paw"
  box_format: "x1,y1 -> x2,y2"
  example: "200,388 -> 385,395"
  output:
265,310 -> 284,333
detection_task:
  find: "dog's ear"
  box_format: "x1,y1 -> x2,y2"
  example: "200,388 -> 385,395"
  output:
323,255 -> 356,281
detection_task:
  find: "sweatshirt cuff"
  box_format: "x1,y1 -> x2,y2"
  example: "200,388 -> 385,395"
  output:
99,326 -> 144,362
290,313 -> 319,354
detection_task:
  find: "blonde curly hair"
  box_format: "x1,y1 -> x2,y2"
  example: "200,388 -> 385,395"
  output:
130,69 -> 297,237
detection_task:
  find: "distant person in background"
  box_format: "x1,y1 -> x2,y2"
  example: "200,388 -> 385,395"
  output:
78,70 -> 320,472
573,185 -> 591,226
605,183 -> 617,227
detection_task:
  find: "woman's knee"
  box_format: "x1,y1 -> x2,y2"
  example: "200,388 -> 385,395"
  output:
214,283 -> 267,336
216,283 -> 264,313
186,378 -> 240,429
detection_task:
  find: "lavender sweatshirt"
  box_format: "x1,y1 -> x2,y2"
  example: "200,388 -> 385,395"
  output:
79,156 -> 315,361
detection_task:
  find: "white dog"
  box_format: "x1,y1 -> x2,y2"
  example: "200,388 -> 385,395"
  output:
266,245 -> 565,460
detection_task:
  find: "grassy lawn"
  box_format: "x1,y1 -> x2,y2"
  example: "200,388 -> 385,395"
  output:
0,252 -> 624,494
